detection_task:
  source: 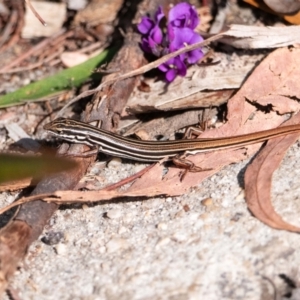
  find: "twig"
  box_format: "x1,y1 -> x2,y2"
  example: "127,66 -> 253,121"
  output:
0,164 -> 156,215
0,48 -> 64,74
102,163 -> 155,191
0,10 -> 18,49
0,0 -> 24,54
24,0 -> 47,26
0,28 -> 71,72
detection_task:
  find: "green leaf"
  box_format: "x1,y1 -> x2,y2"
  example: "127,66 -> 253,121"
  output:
0,47 -> 118,108
0,153 -> 78,183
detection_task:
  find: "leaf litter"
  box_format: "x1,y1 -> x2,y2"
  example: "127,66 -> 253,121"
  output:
3,47 -> 300,232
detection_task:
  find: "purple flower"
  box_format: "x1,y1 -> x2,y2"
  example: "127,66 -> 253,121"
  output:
168,2 -> 199,30
169,27 -> 204,64
137,3 -> 203,82
158,56 -> 187,82
137,6 -> 165,56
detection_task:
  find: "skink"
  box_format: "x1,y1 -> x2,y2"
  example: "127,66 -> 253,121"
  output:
44,118 -> 300,164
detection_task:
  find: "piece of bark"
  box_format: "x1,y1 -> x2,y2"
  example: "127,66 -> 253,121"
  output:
122,108 -> 217,140
0,178 -> 32,192
221,24 -> 300,49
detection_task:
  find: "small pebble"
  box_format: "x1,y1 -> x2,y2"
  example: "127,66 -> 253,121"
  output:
172,231 -> 187,242
189,212 -> 199,221
183,204 -> 190,212
101,262 -> 111,272
99,246 -> 106,254
201,198 -> 213,207
41,231 -> 64,245
106,238 -> 129,253
194,219 -> 204,228
106,208 -> 122,219
82,204 -> 89,210
221,199 -> 230,208
107,157 -> 122,168
196,251 -> 203,260
134,129 -> 150,140
22,78 -> 31,85
157,222 -> 168,230
54,243 -> 67,255
235,190 -> 245,202
123,214 -> 133,223
89,161 -> 107,174
118,226 -> 127,234
156,237 -> 171,248
124,267 -> 135,277
230,212 -> 243,222
175,210 -> 185,218
134,164 -> 146,173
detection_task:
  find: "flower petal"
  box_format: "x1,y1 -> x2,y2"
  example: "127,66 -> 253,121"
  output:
166,69 -> 177,82
168,3 -> 199,29
140,40 -> 149,53
174,57 -> 187,76
151,26 -> 163,44
155,6 -> 165,23
158,63 -> 168,72
169,27 -> 197,51
137,17 -> 154,34
187,49 -> 203,64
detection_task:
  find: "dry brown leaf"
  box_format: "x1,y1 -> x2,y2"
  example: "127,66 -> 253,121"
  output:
73,0 -> 123,26
240,47 -> 300,114
243,0 -> 300,24
244,111 -> 300,232
284,12 -> 300,25
264,0 -> 300,14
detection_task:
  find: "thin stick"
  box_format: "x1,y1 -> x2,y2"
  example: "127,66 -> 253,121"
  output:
103,164 -> 155,191
24,0 -> 47,26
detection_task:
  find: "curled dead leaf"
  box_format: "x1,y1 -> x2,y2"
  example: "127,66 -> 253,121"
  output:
245,112 -> 300,232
